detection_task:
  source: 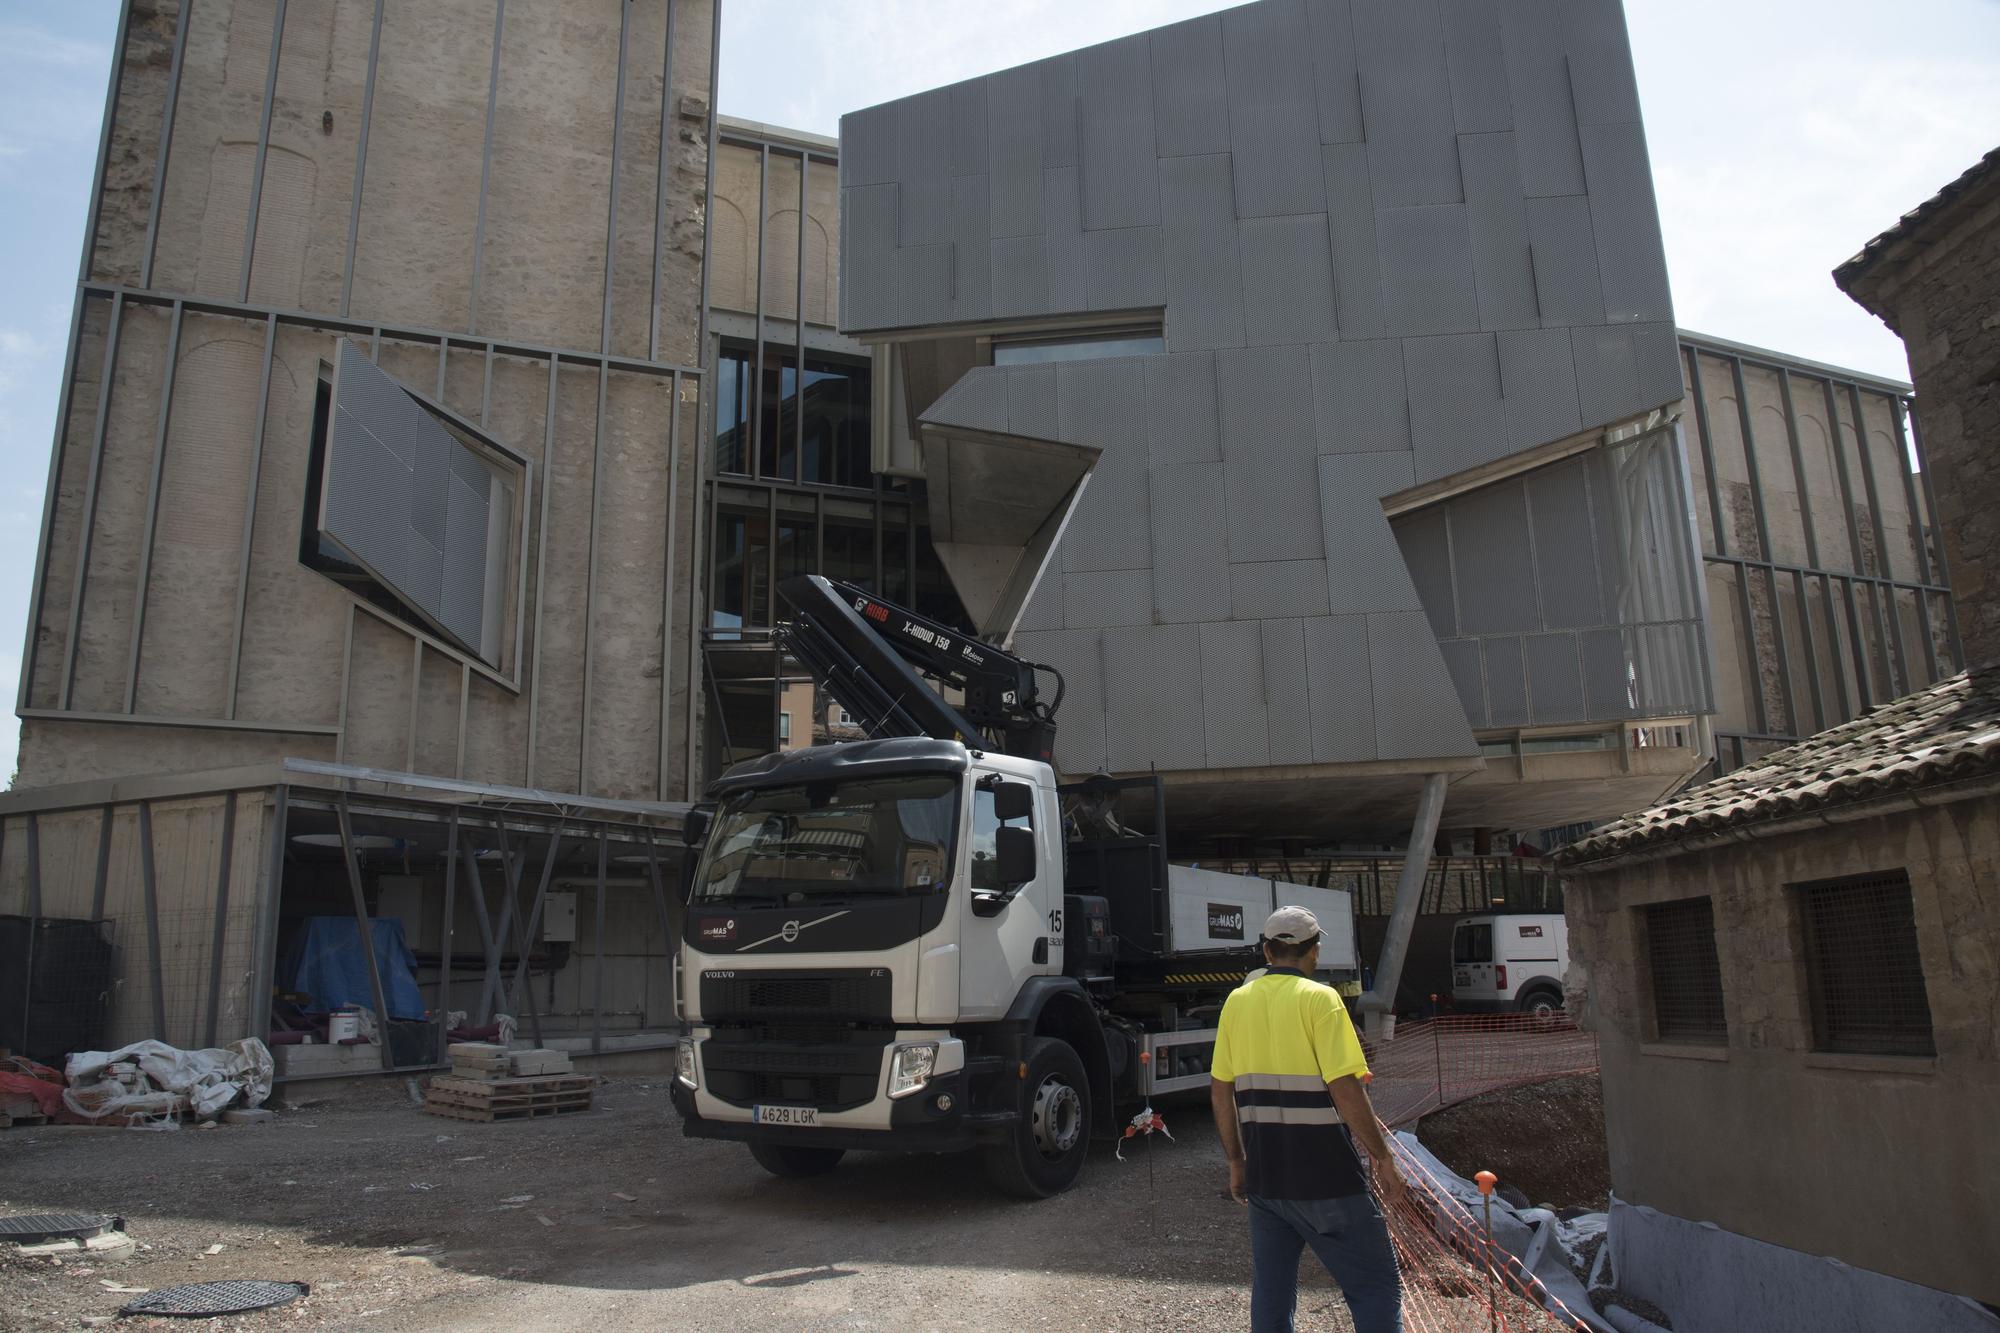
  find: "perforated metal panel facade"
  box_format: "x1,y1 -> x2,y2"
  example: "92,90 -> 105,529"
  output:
839,0 -> 1697,777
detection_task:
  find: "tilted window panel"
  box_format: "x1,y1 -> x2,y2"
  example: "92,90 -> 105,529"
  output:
319,340 -> 504,664
1798,871 -> 1935,1057
1643,896 -> 1727,1043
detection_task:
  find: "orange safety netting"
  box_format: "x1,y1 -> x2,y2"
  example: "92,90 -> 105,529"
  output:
1361,1013 -> 1601,1128
1361,1128 -> 1597,1332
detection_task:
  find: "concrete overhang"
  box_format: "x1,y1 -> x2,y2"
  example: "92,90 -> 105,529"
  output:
915,368 -> 1101,643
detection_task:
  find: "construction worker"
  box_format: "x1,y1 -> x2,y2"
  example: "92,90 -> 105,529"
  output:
1210,906 -> 1406,1333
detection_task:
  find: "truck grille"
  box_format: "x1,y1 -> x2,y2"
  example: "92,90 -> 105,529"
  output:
699,968 -> 891,1023
701,1034 -> 886,1112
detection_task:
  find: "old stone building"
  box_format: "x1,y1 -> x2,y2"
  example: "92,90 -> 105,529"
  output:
0,0 -> 716,1075
1558,668 -> 2000,1321
1836,146 -> 2000,666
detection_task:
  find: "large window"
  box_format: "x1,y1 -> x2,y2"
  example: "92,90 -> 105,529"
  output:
1797,871 -> 1935,1056
301,341 -> 522,669
714,342 -> 871,487
1642,897 -> 1727,1043
692,774 -> 960,905
992,330 -> 1164,366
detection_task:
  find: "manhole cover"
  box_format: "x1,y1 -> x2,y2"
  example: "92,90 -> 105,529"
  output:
0,1213 -> 123,1244
121,1280 -> 309,1318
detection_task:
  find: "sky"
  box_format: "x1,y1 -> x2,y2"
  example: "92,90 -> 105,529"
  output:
1,1 -> 1997,783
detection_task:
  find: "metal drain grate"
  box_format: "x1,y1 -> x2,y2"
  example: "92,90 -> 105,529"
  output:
0,1213 -> 123,1244
121,1280 -> 310,1318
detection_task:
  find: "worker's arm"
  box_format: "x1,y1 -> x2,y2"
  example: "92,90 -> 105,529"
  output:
1210,1078 -> 1248,1204
1329,1075 -> 1405,1209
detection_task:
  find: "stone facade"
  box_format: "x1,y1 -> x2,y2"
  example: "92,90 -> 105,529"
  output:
18,0 -> 715,804
1836,149 -> 2000,668
1564,795 -> 2000,1304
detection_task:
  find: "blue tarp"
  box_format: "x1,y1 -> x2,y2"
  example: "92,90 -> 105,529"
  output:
286,917 -> 426,1020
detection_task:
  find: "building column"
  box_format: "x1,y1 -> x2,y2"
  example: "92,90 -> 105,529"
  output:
1361,772 -> 1449,1040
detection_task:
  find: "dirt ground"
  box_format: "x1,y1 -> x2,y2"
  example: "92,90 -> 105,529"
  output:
2,1078 -> 1379,1332
1415,1074 -> 1611,1212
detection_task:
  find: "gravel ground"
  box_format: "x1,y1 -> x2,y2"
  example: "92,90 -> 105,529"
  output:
0,1078 -> 1378,1332
1414,1074 -> 1611,1212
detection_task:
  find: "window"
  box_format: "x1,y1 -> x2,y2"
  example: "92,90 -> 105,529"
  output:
714,341 -> 872,486
1798,871 -> 1935,1056
969,784 -> 1034,893
1642,897 -> 1727,1043
777,711 -> 792,744
991,330 -> 1164,366
1453,922 -> 1493,964
302,341 -> 522,669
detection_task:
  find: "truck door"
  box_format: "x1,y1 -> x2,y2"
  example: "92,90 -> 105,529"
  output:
957,778 -> 1053,1020
1452,918 -> 1495,1003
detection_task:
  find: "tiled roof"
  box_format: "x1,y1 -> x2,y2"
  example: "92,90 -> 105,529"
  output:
1560,664 -> 2000,866
1834,146 -> 2000,293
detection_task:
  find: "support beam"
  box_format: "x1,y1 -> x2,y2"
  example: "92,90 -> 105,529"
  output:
438,811 -> 459,1056
1359,772 -> 1449,1039
335,797 -> 398,1071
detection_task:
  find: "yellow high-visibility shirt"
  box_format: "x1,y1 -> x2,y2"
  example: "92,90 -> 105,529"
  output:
1212,966 -> 1371,1199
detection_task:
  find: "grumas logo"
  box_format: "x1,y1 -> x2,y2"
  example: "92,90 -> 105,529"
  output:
699,917 -> 737,943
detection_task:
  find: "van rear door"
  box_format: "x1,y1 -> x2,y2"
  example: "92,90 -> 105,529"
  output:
1451,918 -> 1495,1002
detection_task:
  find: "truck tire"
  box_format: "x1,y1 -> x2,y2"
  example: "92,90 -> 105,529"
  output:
984,1036 -> 1091,1199
747,1142 -> 846,1179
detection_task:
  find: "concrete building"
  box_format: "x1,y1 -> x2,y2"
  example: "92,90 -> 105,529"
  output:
1836,147 -> 2000,667
1557,666 -> 2000,1322
0,0 -> 716,1074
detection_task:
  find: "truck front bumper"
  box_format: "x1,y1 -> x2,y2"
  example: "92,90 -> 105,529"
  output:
670,1069 -> 991,1154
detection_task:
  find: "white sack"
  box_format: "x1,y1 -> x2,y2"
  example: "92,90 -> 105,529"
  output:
64,1038 -> 275,1121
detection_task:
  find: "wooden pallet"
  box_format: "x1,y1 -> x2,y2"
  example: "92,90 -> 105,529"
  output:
421,1097 -> 591,1123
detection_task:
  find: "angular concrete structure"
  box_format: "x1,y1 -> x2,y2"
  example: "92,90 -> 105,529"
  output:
840,0 -> 1711,837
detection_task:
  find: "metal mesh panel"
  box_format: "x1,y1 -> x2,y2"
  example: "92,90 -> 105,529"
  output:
1440,0 -> 1514,133
1062,569 -> 1151,629
1497,0 -> 1586,197
1149,462 -> 1232,622
1311,338 -> 1409,454
1460,131 -> 1539,332
1524,630 -> 1585,721
1500,325 -> 1584,451
1482,633 -> 1528,726
1200,620 -> 1270,768
952,174 -> 993,318
896,88 -> 952,242
1144,352 -> 1221,465
1643,897 -> 1727,1043
839,183 -> 899,330
1369,610 -> 1479,757
1159,153 -> 1246,352
839,103 -> 898,187
1525,194 -> 1605,326
1229,559 -> 1331,620
1308,0 -> 1364,144
895,244 -> 953,327
1392,505 -> 1458,638
1004,363 -> 1058,439
1438,638 -> 1486,726
1150,15 -> 1231,158
1104,623 -> 1205,771
1527,454 -> 1604,627
1304,614 -> 1378,761
1261,618 -> 1312,764
1354,0 -> 1463,208
1798,872 -> 1935,1057
1378,204 -> 1480,337
1448,481 -> 1539,635
1084,226 -> 1166,309
1404,332 -> 1505,483
951,80 -> 988,175
1077,36 -> 1161,231
1239,213 -> 1337,346
1322,142 -> 1386,338
1559,0 -> 1642,125
987,64 -> 1043,237
1039,53 -> 1079,168
1043,166 -> 1088,313
1580,120 -> 1673,325
1319,451 -> 1421,614
1222,0 -> 1327,218
1572,324 -> 1643,429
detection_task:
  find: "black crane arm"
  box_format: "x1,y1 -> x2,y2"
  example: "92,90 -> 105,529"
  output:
776,575 -> 1061,762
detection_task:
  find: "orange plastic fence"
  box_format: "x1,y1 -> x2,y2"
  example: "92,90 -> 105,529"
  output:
1361,1013 -> 1600,1128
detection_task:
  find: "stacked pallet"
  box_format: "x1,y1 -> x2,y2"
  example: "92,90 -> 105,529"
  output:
424,1044 -> 591,1123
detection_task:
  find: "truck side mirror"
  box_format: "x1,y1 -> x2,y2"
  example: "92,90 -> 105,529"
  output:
682,805 -> 712,849
995,826 -> 1036,886
992,781 -> 1034,823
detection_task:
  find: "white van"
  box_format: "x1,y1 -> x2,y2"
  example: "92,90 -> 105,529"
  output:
1450,912 -> 1568,1017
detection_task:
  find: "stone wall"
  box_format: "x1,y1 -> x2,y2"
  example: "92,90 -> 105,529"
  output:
21,0 -> 714,803
1564,795 -> 2000,1304
1839,161 -> 2000,668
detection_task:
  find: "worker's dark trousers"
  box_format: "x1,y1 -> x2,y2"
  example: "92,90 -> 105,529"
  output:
1247,1192 -> 1403,1333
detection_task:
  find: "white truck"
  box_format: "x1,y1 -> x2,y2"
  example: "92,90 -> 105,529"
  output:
668,576 -> 1355,1197
1449,912 -> 1568,1018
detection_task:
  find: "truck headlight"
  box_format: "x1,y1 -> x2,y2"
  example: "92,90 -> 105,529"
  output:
676,1037 -> 698,1090
887,1043 -> 938,1099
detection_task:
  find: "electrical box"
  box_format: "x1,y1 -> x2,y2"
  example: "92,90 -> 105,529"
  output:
541,891 -> 578,943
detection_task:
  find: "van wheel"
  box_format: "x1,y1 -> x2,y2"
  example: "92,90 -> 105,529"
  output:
1518,988 -> 1562,1025
748,1142 -> 845,1178
984,1036 -> 1090,1199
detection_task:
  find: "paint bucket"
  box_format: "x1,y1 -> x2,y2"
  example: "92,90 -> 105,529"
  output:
327,1010 -> 360,1042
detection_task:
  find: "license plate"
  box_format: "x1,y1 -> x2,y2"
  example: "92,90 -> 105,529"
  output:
1454,969 -> 1470,986
753,1104 -> 819,1127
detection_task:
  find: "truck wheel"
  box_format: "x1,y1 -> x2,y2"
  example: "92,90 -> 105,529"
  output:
984,1036 -> 1091,1199
748,1142 -> 846,1179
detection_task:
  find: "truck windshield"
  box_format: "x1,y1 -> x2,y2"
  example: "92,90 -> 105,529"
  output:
692,773 -> 959,906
